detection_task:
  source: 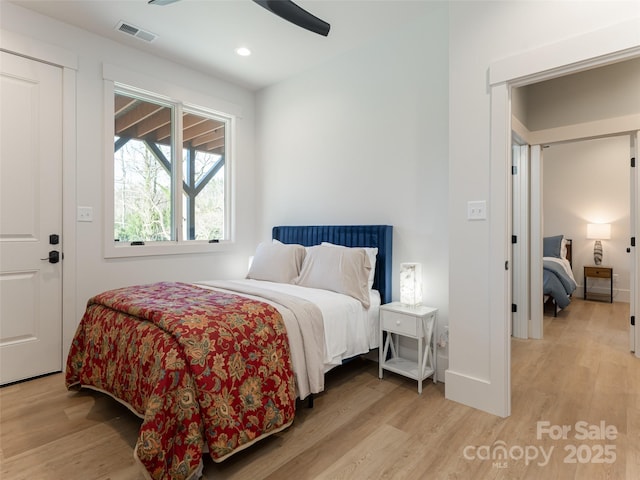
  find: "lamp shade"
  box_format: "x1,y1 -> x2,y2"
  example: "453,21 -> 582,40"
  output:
400,262 -> 422,306
586,223 -> 611,240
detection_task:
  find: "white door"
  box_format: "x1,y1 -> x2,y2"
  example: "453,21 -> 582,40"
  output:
631,132 -> 639,355
0,52 -> 63,384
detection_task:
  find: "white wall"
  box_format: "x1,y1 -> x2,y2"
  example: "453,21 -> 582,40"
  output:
524,58 -> 640,131
255,4 -> 450,377
0,3 -> 259,357
513,58 -> 640,139
543,136 -> 631,301
448,1 -> 640,415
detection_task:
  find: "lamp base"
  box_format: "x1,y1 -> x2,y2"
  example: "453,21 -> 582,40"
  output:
593,240 -> 602,266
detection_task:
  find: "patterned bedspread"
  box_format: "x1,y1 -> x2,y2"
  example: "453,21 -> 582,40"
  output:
65,282 -> 296,480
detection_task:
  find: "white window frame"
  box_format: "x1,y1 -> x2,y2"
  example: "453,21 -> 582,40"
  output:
103,64 -> 237,258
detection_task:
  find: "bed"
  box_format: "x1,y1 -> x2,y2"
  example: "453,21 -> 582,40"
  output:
543,235 -> 577,316
65,224 -> 393,480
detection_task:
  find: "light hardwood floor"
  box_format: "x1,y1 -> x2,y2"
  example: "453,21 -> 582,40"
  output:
1,299 -> 637,479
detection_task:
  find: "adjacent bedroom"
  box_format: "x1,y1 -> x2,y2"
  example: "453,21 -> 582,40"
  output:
511,58 -> 635,327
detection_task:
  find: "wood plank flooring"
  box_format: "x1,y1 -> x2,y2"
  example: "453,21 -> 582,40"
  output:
1,299 -> 637,479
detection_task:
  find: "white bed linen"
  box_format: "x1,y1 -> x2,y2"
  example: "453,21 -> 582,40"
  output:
205,279 -> 379,371
366,290 -> 381,350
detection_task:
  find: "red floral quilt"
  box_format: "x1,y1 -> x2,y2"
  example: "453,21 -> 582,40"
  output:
66,282 -> 296,480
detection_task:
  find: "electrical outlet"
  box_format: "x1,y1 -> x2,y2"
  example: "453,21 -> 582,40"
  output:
613,273 -> 619,283
438,325 -> 449,348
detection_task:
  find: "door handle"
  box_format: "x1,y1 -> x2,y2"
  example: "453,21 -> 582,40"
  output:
41,250 -> 60,264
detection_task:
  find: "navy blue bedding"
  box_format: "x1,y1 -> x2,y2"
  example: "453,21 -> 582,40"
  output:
543,259 -> 576,309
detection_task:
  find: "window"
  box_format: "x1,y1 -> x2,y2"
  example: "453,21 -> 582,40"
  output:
108,84 -> 232,256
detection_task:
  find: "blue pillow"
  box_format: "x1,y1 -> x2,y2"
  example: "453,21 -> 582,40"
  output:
543,235 -> 564,258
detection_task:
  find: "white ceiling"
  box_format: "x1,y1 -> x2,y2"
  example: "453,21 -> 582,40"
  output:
12,0 -> 434,90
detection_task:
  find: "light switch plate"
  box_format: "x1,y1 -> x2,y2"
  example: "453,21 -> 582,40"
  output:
467,200 -> 487,220
77,206 -> 93,222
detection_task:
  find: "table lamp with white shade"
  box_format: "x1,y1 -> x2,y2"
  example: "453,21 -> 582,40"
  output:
586,223 -> 611,266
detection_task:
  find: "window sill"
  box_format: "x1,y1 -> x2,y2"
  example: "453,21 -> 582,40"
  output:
104,240 -> 233,259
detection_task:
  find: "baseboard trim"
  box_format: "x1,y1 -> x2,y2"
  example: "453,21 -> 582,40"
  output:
444,369 -> 508,417
576,286 -> 629,303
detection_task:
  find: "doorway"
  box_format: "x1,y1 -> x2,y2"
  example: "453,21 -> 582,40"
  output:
526,135 -> 633,340
510,57 -> 639,342
487,19 -> 640,417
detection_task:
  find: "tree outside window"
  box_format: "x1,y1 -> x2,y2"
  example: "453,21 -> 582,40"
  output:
113,90 -> 228,244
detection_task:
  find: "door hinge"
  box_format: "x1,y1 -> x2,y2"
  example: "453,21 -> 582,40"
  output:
512,235 -> 517,244
632,157 -> 636,168
505,260 -> 509,270
512,166 -> 518,175
512,303 -> 517,313
632,315 -> 636,326
632,237 -> 636,247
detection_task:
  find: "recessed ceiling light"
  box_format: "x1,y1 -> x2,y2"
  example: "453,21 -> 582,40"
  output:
236,47 -> 251,57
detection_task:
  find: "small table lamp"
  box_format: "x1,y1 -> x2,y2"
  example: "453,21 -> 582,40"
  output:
400,262 -> 422,306
586,223 -> 611,265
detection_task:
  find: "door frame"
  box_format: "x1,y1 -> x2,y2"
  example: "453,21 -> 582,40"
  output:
511,140 -> 530,339
631,131 -> 639,354
1,29 -> 78,365
528,134 -> 636,341
529,145 -> 544,339
488,18 -> 640,416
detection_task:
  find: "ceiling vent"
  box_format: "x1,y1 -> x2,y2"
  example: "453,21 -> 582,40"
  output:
115,21 -> 158,43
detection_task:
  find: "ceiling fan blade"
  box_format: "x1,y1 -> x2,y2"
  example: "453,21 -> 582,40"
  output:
253,0 -> 330,37
148,0 -> 181,5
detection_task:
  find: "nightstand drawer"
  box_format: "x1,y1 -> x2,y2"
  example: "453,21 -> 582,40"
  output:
584,267 -> 611,278
381,311 -> 418,336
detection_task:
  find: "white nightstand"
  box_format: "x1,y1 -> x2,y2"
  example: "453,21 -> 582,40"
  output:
378,302 -> 437,394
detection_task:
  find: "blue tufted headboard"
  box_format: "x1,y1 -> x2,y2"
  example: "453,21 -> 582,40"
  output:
272,225 -> 393,304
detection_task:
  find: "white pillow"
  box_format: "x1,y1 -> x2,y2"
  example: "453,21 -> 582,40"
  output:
321,242 -> 378,290
246,241 -> 306,284
296,244 -> 371,308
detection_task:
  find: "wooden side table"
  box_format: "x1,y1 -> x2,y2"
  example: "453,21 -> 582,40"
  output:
583,266 -> 613,303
